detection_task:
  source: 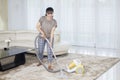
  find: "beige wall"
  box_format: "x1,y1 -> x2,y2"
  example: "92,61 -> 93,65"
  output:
0,0 -> 8,30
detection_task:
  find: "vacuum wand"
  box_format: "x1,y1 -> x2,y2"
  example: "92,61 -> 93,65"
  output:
35,35 -> 60,73
45,38 -> 68,78
45,38 -> 57,60
45,38 -> 63,70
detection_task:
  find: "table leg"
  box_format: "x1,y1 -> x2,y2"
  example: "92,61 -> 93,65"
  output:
14,53 -> 25,66
0,62 -> 2,70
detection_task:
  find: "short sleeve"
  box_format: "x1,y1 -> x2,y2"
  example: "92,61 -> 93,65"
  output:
54,19 -> 57,28
39,16 -> 44,25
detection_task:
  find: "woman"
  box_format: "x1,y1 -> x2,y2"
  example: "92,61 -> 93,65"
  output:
36,7 -> 57,70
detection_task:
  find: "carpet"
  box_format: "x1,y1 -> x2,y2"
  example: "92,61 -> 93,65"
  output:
0,54 -> 120,80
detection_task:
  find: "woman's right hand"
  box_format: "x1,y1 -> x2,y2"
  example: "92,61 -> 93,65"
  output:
41,34 -> 46,39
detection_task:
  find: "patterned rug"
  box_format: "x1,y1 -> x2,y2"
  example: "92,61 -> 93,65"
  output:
0,54 -> 120,80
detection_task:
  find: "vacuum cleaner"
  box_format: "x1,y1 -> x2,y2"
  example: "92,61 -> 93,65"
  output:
34,34 -> 85,77
66,59 -> 85,74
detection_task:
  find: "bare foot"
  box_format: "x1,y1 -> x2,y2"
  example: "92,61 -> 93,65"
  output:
48,65 -> 53,70
37,62 -> 42,66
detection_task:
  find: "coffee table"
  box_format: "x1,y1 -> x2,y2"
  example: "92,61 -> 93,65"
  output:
0,46 -> 32,71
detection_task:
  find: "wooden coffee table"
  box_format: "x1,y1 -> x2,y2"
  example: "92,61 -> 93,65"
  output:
0,46 -> 32,71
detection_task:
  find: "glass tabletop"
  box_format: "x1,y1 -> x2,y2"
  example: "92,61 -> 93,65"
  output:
0,46 -> 32,59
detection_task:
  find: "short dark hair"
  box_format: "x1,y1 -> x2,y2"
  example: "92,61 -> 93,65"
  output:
46,7 -> 54,13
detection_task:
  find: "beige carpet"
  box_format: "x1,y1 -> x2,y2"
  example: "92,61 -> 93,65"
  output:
0,54 -> 120,80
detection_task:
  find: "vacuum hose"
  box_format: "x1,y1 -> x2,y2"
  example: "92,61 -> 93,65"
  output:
34,34 -> 64,73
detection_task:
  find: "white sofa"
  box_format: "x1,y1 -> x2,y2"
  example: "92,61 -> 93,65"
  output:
0,30 -> 70,55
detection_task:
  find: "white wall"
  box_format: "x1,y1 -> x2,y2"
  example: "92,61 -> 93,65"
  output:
8,0 -> 28,30
0,0 -> 8,30
27,0 -> 41,30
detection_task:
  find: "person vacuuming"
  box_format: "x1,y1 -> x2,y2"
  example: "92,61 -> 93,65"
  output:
36,7 -> 57,70
35,7 -> 85,77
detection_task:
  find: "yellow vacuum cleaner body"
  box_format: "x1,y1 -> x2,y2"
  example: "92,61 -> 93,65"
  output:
66,59 -> 84,74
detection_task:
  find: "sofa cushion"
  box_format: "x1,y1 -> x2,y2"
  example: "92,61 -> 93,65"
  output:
15,31 -> 37,41
27,43 -> 70,56
0,31 -> 16,42
0,41 -> 7,49
0,30 -> 60,43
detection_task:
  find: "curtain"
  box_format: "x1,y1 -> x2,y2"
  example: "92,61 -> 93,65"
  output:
96,0 -> 120,49
8,0 -> 120,49
26,0 -> 120,49
72,0 -> 96,47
